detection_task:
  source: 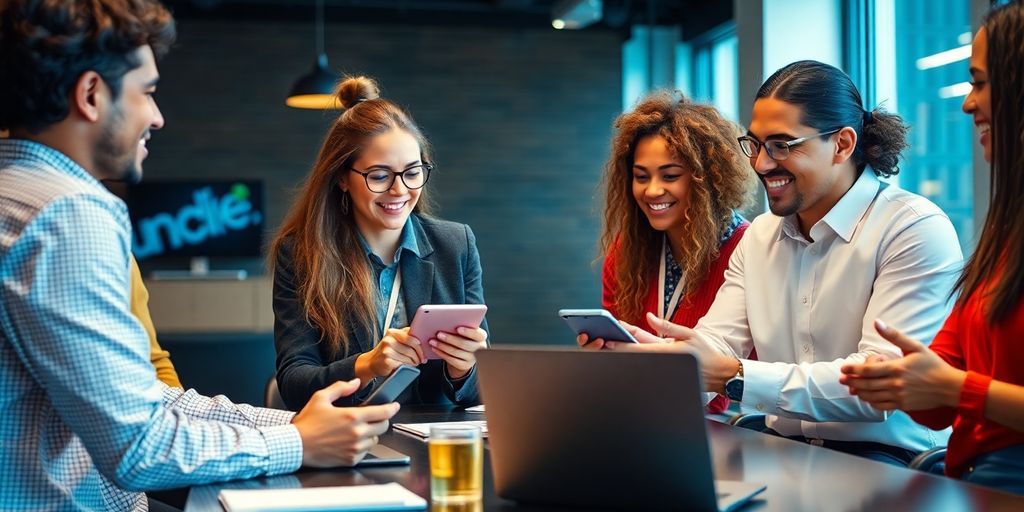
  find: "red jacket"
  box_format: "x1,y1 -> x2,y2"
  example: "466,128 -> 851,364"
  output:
602,223 -> 749,413
908,284 -> 1024,477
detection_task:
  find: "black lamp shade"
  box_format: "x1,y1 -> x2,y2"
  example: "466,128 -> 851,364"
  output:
286,54 -> 340,109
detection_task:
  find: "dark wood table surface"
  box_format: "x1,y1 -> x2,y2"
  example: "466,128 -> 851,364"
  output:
185,406 -> 1024,511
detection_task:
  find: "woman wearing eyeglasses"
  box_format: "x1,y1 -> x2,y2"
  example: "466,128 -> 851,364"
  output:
270,76 -> 488,410
578,92 -> 756,413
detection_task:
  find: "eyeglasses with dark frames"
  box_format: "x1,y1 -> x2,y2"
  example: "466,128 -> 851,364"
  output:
349,163 -> 433,193
737,128 -> 843,161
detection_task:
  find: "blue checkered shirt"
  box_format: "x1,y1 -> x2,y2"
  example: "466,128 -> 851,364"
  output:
0,140 -> 302,510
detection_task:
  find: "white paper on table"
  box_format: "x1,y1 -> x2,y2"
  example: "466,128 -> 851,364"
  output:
464,405 -> 485,413
392,420 -> 488,440
218,482 -> 426,511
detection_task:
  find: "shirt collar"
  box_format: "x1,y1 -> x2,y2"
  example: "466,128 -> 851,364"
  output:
0,139 -> 107,193
358,216 -> 420,267
819,169 -> 880,243
777,169 -> 881,244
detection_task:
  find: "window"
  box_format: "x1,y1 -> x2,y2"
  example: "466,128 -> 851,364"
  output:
689,24 -> 739,122
871,0 -> 975,254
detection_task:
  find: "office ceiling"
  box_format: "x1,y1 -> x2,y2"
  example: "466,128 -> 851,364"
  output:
163,0 -> 733,38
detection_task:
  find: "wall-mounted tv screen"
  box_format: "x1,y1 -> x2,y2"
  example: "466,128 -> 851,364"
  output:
127,180 -> 264,260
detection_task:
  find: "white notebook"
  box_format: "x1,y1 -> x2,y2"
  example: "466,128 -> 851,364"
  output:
218,482 -> 426,511
392,420 -> 488,440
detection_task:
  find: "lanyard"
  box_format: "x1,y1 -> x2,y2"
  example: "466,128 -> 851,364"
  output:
657,236 -> 685,336
381,267 -> 402,336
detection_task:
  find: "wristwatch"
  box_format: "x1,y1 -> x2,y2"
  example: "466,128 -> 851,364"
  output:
724,358 -> 744,402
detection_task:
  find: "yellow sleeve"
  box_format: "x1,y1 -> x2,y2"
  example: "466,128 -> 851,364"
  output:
130,256 -> 183,388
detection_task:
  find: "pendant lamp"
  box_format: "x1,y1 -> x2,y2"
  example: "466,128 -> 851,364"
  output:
285,0 -> 340,109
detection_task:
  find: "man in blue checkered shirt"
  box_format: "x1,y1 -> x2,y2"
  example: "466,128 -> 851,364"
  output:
0,1 -> 399,509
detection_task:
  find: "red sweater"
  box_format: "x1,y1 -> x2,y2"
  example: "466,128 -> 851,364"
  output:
602,223 -> 749,414
908,285 -> 1024,477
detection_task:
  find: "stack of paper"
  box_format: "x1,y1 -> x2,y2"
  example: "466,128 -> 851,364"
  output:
218,482 -> 426,511
392,420 -> 488,440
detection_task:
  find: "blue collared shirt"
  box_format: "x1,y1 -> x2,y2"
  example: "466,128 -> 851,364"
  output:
358,218 -> 420,332
0,139 -> 302,510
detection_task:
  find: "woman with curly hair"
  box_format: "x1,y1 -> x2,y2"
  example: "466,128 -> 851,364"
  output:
579,92 -> 756,412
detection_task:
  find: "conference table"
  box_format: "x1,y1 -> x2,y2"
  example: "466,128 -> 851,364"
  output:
186,406 -> 1024,511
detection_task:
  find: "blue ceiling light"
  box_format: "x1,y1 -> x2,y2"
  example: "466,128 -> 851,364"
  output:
551,0 -> 603,30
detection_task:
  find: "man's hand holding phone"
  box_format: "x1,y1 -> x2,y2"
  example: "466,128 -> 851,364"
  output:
291,379 -> 399,468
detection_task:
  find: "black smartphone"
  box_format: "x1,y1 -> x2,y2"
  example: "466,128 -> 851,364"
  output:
360,364 -> 421,406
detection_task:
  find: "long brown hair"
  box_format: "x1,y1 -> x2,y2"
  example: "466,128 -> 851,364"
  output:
599,92 -> 755,322
270,76 -> 434,356
955,1 -> 1024,324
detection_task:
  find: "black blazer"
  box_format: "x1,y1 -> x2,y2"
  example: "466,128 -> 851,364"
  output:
273,214 -> 488,410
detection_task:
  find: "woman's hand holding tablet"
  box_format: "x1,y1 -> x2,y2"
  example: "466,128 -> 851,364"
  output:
408,305 -> 488,379
356,328 -> 426,381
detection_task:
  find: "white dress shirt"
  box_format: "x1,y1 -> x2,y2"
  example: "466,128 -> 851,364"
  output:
695,169 -> 962,452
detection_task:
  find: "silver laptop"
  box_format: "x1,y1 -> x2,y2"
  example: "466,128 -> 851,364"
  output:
476,346 -> 765,511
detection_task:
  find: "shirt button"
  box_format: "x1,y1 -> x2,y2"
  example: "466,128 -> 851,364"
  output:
802,345 -> 810,353
756,404 -> 765,411
811,247 -> 818,255
801,296 -> 808,304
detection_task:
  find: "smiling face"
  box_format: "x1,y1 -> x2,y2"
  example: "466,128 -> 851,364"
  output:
962,27 -> 991,163
95,45 -> 164,184
342,129 -> 423,238
747,97 -> 854,227
631,134 -> 693,237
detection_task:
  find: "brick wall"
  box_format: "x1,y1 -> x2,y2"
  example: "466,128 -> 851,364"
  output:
144,18 -> 622,346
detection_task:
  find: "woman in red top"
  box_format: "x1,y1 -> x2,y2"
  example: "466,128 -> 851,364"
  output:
840,1 -> 1024,494
578,92 -> 756,413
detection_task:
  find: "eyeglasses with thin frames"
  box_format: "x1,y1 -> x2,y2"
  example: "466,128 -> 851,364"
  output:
737,128 -> 842,161
349,163 -> 433,193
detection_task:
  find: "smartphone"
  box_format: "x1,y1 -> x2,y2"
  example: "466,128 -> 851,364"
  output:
408,304 -> 488,360
559,308 -> 638,344
356,444 -> 411,467
360,364 -> 420,406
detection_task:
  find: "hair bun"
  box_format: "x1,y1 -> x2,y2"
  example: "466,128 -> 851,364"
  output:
336,76 -> 380,109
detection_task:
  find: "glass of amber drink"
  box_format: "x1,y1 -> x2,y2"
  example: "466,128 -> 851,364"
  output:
428,424 -> 483,503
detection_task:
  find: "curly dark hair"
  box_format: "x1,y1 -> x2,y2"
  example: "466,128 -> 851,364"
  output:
599,92 -> 755,323
0,0 -> 176,133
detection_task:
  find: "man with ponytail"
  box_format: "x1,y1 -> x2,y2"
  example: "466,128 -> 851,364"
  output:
843,1 -> 1024,494
603,60 -> 962,466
